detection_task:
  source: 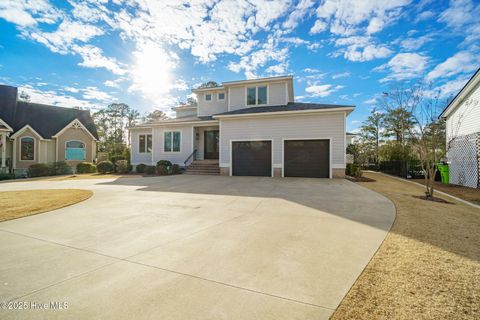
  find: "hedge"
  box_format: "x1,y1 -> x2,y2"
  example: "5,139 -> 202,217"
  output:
136,163 -> 147,173
28,163 -> 51,177
50,161 -> 72,175
97,161 -> 114,174
115,160 -> 129,174
76,162 -> 97,174
144,165 -> 156,175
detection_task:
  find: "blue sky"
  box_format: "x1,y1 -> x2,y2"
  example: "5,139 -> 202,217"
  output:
1,0 -> 479,132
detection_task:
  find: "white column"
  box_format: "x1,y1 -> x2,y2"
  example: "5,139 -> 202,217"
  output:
1,133 -> 6,168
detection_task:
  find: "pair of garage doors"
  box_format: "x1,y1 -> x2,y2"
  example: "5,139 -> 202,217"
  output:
231,140 -> 330,178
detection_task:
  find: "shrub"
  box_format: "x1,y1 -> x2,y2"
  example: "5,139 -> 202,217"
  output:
28,163 -> 51,177
156,160 -> 172,168
115,160 -> 129,174
50,161 -> 72,175
144,165 -> 156,175
136,163 -> 147,173
156,164 -> 169,175
171,164 -> 181,174
76,162 -> 97,174
346,163 -> 363,178
0,173 -> 16,181
96,161 -> 114,174
110,154 -> 126,164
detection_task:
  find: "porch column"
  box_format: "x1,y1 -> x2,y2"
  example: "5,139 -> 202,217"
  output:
1,133 -> 6,168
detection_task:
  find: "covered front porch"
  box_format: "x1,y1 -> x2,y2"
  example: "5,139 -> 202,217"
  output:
192,125 -> 219,162
0,129 -> 12,174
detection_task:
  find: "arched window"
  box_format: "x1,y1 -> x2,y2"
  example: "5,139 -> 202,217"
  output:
20,137 -> 35,160
66,140 -> 85,160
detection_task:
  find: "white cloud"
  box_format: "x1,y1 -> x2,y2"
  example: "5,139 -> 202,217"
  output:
399,34 -> 433,50
376,52 -> 429,82
25,19 -> 104,54
0,0 -> 60,27
81,86 -> 115,102
310,20 -> 327,34
438,0 -> 478,29
19,85 -> 99,110
312,0 -> 411,35
227,35 -> 289,78
283,0 -> 315,31
72,45 -> 127,75
335,36 -> 392,62
305,84 -> 344,97
431,77 -> 470,98
426,51 -> 480,81
332,71 -> 350,79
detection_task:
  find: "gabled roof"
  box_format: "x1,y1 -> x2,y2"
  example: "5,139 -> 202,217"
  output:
0,84 -> 98,139
439,68 -> 480,118
213,102 -> 355,118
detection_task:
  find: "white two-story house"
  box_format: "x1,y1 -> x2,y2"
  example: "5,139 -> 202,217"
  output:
129,75 -> 354,178
440,68 -> 480,188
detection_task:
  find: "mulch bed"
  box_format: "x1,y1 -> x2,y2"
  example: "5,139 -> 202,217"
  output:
346,176 -> 376,182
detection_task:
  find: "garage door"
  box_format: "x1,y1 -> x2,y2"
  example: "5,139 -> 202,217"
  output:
284,140 -> 330,178
232,141 -> 272,176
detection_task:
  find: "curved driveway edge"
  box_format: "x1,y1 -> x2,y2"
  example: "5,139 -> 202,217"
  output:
0,175 -> 395,319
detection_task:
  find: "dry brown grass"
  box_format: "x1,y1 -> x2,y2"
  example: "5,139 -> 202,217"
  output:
0,189 -> 92,222
47,173 -> 141,181
332,172 -> 480,320
413,178 -> 480,204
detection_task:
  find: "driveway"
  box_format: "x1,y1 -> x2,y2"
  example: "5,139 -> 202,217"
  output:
0,175 -> 395,319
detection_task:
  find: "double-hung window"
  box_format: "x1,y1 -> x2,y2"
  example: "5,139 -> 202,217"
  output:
139,134 -> 152,153
205,93 -> 212,101
164,131 -> 181,152
247,86 -> 267,106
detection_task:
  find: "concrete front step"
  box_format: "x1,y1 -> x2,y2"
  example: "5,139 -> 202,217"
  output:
184,171 -> 219,175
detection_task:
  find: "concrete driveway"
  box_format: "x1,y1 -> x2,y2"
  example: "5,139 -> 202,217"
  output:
0,175 -> 395,319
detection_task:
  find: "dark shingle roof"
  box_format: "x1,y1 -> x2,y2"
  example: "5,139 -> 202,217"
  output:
0,85 -> 98,139
214,102 -> 355,117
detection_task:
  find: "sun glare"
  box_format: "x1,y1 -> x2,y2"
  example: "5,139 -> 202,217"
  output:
130,43 -> 176,103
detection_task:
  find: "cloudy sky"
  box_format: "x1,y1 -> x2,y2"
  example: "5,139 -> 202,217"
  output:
0,0 -> 479,131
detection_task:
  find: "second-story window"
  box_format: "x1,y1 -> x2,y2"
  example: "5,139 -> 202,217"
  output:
247,86 -> 267,105
218,92 -> 225,100
205,93 -> 212,101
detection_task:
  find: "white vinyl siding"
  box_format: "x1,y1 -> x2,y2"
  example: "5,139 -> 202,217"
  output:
446,81 -> 480,141
219,112 -> 346,168
175,108 -> 198,118
229,81 -> 289,111
197,91 -> 228,116
130,129 -> 153,165
152,125 -> 193,165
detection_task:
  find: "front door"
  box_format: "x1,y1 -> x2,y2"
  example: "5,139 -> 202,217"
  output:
204,130 -> 219,159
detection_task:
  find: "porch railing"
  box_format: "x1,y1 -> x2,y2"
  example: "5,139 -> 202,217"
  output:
184,149 -> 197,167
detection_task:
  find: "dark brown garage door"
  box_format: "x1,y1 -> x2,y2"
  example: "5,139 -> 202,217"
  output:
284,140 -> 329,178
232,141 -> 272,176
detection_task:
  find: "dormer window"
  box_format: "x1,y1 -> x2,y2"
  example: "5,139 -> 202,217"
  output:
218,92 -> 225,100
205,93 -> 212,101
247,86 -> 267,106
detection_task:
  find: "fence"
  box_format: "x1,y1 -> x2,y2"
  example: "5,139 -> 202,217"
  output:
379,160 -> 425,179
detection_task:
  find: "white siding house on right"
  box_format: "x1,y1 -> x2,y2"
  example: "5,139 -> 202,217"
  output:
440,68 -> 480,188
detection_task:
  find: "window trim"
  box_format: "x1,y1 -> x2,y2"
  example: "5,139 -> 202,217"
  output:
218,91 -> 225,101
163,131 -> 181,153
65,140 -> 86,161
245,85 -> 268,106
20,136 -> 35,161
205,93 -> 212,102
138,134 -> 152,154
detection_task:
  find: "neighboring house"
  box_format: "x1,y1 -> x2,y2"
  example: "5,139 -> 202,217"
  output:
0,85 -> 98,175
129,75 -> 354,178
439,68 -> 480,188
346,132 -> 357,146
